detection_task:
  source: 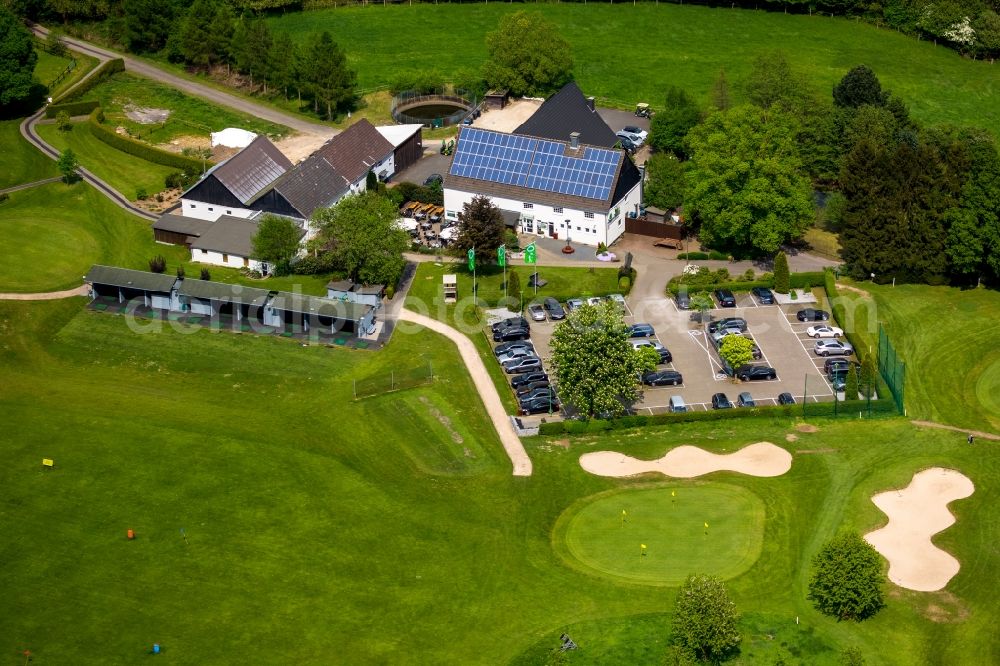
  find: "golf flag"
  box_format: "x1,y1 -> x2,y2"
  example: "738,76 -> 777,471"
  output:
467,248 -> 475,272
672,490 -> 676,497
524,242 -> 537,264
622,509 -> 627,518
640,544 -> 647,556
704,522 -> 709,529
497,245 -> 506,267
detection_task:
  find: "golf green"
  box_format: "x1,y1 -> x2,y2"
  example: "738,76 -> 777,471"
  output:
559,484 -> 765,586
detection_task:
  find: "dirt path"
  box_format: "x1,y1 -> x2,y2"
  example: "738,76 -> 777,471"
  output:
836,283 -> 873,298
397,309 -> 532,477
0,285 -> 88,300
911,420 -> 1000,441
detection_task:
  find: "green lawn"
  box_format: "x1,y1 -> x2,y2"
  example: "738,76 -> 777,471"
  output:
32,47 -> 73,89
0,119 -> 57,190
559,483 -> 765,586
77,72 -> 291,144
36,121 -> 177,200
269,5 -> 1000,136
0,303 -> 995,665
834,280 -> 1000,433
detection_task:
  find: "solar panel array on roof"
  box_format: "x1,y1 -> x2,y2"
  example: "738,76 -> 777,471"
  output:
449,128 -> 621,202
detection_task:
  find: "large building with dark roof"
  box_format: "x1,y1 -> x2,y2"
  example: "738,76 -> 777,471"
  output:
444,83 -> 642,248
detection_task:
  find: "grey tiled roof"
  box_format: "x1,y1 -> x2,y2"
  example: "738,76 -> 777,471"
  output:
177,278 -> 272,304
190,215 -> 303,258
268,292 -> 372,320
152,213 -> 212,237
85,265 -> 177,292
271,155 -> 349,219
211,136 -> 293,204
314,119 -> 394,185
514,82 -> 619,149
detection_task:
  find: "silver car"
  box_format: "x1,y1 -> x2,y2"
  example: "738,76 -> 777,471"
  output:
527,303 -> 546,322
814,340 -> 854,357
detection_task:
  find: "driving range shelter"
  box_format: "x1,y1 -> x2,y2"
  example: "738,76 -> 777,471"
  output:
267,292 -> 375,336
85,265 -> 178,309
176,278 -> 273,324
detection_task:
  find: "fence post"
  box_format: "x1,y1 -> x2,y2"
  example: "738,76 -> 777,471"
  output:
391,371 -> 395,391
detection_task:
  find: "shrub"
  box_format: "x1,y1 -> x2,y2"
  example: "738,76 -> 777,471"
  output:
741,268 -> 755,281
135,187 -> 147,200
774,251 -> 790,293
87,109 -> 209,172
708,250 -> 729,260
677,251 -> 709,260
843,364 -> 859,400
165,171 -> 198,190
176,265 -> 185,278
199,268 -> 211,281
56,110 -> 72,132
44,99 -> 100,119
672,575 -> 741,662
149,255 -> 167,273
56,58 -> 124,104
0,193 -> 8,204
808,532 -> 884,621
385,285 -> 395,299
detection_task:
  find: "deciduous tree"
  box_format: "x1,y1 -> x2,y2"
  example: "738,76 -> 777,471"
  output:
251,214 -> 302,270
648,86 -> 700,158
744,50 -> 809,112
310,192 -> 408,286
56,147 -> 78,182
454,195 -> 505,259
0,7 -> 38,108
719,334 -> 754,372
833,65 -> 887,109
808,532 -> 884,621
685,106 -> 813,256
644,153 -> 686,210
551,301 -> 656,418
672,574 -> 742,663
482,11 -> 572,97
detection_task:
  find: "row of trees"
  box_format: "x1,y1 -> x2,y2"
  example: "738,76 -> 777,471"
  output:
0,7 -> 40,113
644,54 -> 1000,285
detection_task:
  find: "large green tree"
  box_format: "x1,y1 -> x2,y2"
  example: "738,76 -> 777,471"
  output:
251,214 -> 302,270
300,31 -> 355,119
122,0 -> 178,53
310,191 -> 408,286
550,301 -> 656,418
648,86 -> 701,158
833,65 -> 887,109
943,128 -> 1000,283
454,195 -> 505,259
233,18 -> 272,90
744,50 -> 809,113
685,106 -> 814,256
177,0 -> 216,68
718,335 -> 754,372
482,11 -> 572,97
0,7 -> 38,108
643,153 -> 686,211
808,532 -> 884,621
672,574 -> 742,663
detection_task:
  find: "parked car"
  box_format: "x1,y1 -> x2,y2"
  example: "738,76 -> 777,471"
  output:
527,303 -> 546,322
628,323 -> 656,338
566,298 -> 584,312
823,358 -> 860,374
494,340 -> 534,357
675,292 -> 691,310
737,391 -> 756,407
711,392 -> 733,409
515,380 -> 550,396
586,297 -> 604,306
668,395 -> 687,412
503,357 -> 543,374
631,339 -> 672,363
511,371 -> 548,388
520,396 -> 560,415
642,370 -> 683,386
543,297 -> 565,320
714,289 -> 737,308
423,173 -> 443,187
616,130 -> 644,147
814,340 -> 854,357
608,294 -> 627,312
751,287 -> 775,304
807,325 -> 844,338
496,348 -> 537,364
777,392 -> 795,405
519,386 -> 557,403
493,325 -> 530,342
491,316 -> 529,333
797,308 -> 830,321
736,364 -> 777,381
617,136 -> 636,153
621,125 -> 649,141
708,317 -> 747,334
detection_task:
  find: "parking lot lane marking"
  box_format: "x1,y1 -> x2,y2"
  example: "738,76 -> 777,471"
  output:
688,329 -> 725,377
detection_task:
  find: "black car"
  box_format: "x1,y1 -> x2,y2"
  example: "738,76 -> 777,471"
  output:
491,316 -> 529,333
520,396 -> 560,415
751,287 -> 775,304
712,392 -> 733,409
737,391 -> 756,407
493,326 -> 529,342
708,317 -> 748,334
495,340 -> 534,357
823,358 -> 860,374
503,357 -> 542,374
628,323 -> 656,338
675,292 -> 691,309
715,289 -> 737,308
423,173 -> 443,187
519,387 -> 557,403
778,392 -> 795,405
797,308 -> 830,322
543,297 -> 566,320
641,370 -> 683,386
511,371 -> 548,388
735,364 -> 777,381
515,380 -> 551,396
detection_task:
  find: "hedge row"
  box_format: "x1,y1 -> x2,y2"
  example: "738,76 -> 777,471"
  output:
55,58 -> 125,104
44,99 -> 100,119
88,109 -> 210,172
667,271 -> 826,296
536,397 -> 897,435
676,251 -> 729,261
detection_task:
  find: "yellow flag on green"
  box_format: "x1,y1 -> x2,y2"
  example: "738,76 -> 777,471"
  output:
671,490 -> 676,497
704,522 -> 709,528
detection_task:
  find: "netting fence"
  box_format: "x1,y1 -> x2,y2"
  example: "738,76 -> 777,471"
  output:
353,363 -> 435,399
877,323 -> 906,414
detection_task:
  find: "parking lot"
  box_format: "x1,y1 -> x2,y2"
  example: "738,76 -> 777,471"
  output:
491,288 -> 841,417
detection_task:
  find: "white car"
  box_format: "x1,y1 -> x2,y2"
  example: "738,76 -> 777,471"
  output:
616,131 -> 644,148
621,125 -> 649,142
814,340 -> 854,357
608,293 -> 627,312
586,297 -> 603,307
566,298 -> 584,312
806,325 -> 844,339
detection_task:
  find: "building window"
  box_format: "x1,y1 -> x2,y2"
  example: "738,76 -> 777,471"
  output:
226,210 -> 232,215
553,207 -> 563,214
584,212 -> 594,219
243,257 -> 249,268
200,249 -> 207,255
523,203 -> 533,209
446,210 -> 458,220
208,207 -> 214,212
576,226 -> 581,232
223,254 -> 229,262
189,204 -> 195,209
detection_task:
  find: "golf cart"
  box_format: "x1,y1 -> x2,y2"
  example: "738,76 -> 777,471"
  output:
634,102 -> 652,118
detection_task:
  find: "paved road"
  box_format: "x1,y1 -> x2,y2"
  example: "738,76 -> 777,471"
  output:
32,25 -> 335,137
398,309 -> 533,476
0,176 -> 62,195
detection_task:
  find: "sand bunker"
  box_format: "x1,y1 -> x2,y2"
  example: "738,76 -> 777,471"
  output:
864,468 -> 974,592
579,442 -> 792,479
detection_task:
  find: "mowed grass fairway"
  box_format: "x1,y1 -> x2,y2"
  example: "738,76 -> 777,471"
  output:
269,5 -> 1000,135
559,483 -> 765,585
0,119 -> 57,190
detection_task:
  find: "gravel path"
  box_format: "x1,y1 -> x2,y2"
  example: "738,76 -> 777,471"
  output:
0,285 -> 88,300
